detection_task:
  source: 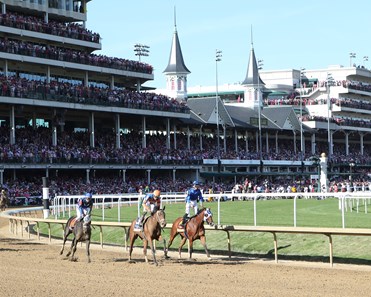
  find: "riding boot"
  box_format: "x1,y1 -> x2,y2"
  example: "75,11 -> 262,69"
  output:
140,211 -> 147,227
181,213 -> 188,226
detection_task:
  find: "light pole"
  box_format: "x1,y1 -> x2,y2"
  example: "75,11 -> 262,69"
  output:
134,44 -> 149,92
257,59 -> 263,172
215,49 -> 222,172
326,73 -> 334,164
134,43 -> 150,62
299,68 -> 306,162
349,52 -> 356,67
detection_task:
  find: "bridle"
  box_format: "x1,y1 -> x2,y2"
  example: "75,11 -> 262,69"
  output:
203,208 -> 214,226
155,209 -> 166,227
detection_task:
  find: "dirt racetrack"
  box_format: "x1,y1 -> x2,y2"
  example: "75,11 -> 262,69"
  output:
1,212 -> 371,297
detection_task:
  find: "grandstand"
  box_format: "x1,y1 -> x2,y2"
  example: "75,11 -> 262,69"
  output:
0,0 -> 370,196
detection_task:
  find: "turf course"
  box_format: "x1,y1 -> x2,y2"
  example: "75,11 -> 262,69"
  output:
42,198 -> 371,263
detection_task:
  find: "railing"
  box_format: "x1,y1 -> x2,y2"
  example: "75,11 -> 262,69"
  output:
3,195 -> 371,267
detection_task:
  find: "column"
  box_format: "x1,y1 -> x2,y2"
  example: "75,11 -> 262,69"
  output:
275,131 -> 279,153
86,169 -> 90,184
172,169 -> 176,182
2,3 -> 6,14
89,112 -> 95,147
115,114 -> 121,149
199,126 -> 203,150
255,131 -> 259,152
234,129 -> 238,153
166,118 -> 170,149
223,126 -> 226,153
122,169 -> 126,183
4,60 -> 8,77
46,66 -> 50,83
293,131 -> 297,154
265,131 -> 269,153
111,75 -> 115,90
147,169 -> 151,184
142,116 -> 146,148
173,124 -> 177,149
84,71 -> 89,87
0,168 -> 4,185
52,125 -> 57,146
311,134 -> 316,155
345,132 -> 349,155
10,106 -> 15,145
245,131 -> 249,152
187,126 -> 191,150
360,133 -> 364,155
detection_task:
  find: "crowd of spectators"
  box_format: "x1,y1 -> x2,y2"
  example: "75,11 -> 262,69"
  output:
1,126 -> 371,166
0,74 -> 189,113
3,172 -> 370,207
0,36 -> 153,74
0,11 -> 100,43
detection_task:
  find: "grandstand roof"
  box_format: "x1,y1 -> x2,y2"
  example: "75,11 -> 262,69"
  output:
186,97 -> 234,127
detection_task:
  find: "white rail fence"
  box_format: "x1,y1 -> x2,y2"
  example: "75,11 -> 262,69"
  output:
53,192 -> 371,229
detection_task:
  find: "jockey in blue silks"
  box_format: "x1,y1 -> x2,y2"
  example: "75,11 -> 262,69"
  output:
180,181 -> 204,227
76,192 -> 93,221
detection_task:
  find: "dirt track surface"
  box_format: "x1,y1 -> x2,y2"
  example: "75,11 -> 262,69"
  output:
1,213 -> 371,297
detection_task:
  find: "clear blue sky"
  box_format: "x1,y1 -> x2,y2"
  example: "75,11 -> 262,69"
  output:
87,0 -> 371,89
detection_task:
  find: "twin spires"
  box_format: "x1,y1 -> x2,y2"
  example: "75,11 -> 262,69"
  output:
163,7 -> 190,101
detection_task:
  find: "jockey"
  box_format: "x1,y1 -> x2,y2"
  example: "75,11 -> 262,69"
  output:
76,192 -> 93,221
138,189 -> 161,228
180,180 -> 204,227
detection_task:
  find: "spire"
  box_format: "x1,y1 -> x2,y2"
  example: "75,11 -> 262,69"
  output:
242,26 -> 264,87
163,7 -> 190,74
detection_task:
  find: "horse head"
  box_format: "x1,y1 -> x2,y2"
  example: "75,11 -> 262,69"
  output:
155,206 -> 166,228
203,208 -> 214,227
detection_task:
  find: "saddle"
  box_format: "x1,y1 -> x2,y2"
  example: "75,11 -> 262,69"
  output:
69,217 -> 78,230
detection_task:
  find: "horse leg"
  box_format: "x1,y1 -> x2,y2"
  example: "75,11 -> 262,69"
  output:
85,239 -> 91,263
147,238 -> 158,266
69,238 -> 78,261
60,228 -> 70,255
143,238 -> 149,264
188,239 -> 194,259
200,236 -> 211,260
178,236 -> 187,259
128,230 -> 138,263
160,235 -> 169,259
66,237 -> 75,258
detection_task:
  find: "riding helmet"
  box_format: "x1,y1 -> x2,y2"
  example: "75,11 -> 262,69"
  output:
153,189 -> 161,198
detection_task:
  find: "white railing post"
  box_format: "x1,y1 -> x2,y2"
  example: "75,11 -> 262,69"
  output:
294,195 -> 297,227
254,195 -> 257,226
342,195 -> 345,228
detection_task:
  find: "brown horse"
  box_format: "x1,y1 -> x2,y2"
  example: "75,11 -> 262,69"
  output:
60,215 -> 92,263
127,207 -> 166,266
166,207 -> 214,260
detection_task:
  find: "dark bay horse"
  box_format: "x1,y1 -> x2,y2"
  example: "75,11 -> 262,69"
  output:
166,208 -> 214,260
60,215 -> 92,263
127,207 -> 166,266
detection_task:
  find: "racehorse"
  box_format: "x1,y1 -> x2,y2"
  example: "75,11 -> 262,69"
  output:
127,206 -> 166,266
60,215 -> 92,263
166,208 -> 214,260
